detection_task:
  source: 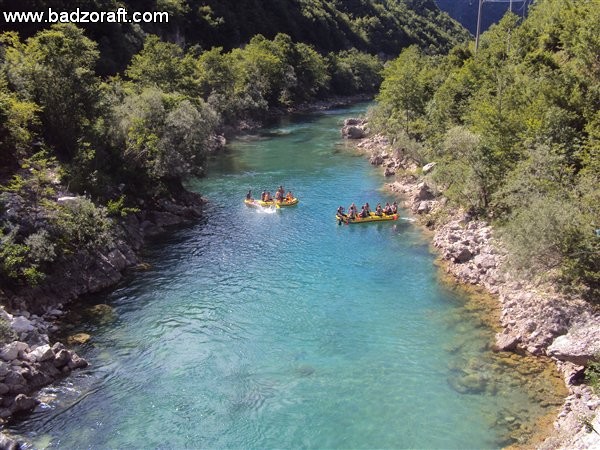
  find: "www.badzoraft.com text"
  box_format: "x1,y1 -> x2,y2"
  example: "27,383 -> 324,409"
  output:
2,8 -> 169,24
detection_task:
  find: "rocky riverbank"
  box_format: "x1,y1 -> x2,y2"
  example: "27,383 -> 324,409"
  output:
344,120 -> 600,449
0,188 -> 205,447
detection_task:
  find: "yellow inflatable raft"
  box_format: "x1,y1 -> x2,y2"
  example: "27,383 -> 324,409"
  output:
336,212 -> 398,224
245,198 -> 299,208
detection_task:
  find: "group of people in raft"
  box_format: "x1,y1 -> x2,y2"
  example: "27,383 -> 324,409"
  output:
337,201 -> 398,219
246,186 -> 294,203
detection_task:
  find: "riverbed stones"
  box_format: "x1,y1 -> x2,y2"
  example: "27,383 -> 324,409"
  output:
67,354 -> 88,370
10,317 -> 34,334
453,248 -> 473,264
29,345 -> 54,363
0,335 -> 88,423
53,349 -> 70,368
0,342 -> 28,362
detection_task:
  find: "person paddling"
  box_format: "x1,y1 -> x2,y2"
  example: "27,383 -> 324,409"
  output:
347,203 -> 357,220
391,201 -> 398,214
246,190 -> 253,201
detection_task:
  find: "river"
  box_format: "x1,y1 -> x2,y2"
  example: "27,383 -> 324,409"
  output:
10,104 -> 563,449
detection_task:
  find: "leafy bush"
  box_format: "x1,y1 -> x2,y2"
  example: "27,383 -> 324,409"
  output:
57,197 -> 114,251
0,226 -> 45,285
106,195 -> 140,218
500,195 -> 585,276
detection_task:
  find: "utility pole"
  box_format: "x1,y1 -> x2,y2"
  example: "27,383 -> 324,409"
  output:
475,0 -> 484,54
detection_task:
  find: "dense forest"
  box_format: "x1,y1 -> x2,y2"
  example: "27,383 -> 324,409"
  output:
0,1 -> 468,289
371,0 -> 599,300
0,0 -> 469,74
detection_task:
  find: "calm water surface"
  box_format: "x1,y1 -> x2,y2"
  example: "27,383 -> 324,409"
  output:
11,104 -> 558,449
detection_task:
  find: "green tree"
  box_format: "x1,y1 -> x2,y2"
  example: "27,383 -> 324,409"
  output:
377,46 -> 430,136
115,87 -> 217,182
3,24 -> 101,160
0,72 -> 39,174
126,34 -> 198,96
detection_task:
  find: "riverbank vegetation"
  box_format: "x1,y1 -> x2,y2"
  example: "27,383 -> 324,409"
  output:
0,1 -> 467,291
369,0 -> 599,301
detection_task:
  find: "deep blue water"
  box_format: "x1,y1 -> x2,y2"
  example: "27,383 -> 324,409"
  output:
10,104 -> 555,449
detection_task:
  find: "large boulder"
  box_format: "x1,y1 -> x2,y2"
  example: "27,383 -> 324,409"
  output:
548,324 -> 600,366
29,345 -> 54,363
342,125 -> 366,139
0,342 -> 28,362
10,316 -> 34,334
415,182 -> 435,201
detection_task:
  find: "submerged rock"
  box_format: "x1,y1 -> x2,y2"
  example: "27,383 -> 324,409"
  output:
493,332 -> 520,352
66,333 -> 91,346
82,304 -> 116,325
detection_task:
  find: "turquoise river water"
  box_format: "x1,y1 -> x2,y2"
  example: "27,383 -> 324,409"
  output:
10,104 -> 561,449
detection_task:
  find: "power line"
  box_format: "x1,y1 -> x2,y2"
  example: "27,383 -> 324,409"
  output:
475,0 -> 530,53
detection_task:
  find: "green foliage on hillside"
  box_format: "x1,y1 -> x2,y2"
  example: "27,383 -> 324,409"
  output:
370,0 -> 600,300
0,0 -> 468,74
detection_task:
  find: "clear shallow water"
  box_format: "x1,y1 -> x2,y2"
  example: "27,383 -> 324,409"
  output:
10,104 -> 561,449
